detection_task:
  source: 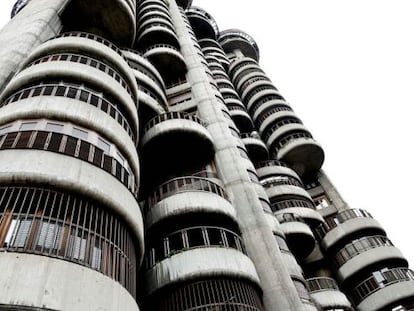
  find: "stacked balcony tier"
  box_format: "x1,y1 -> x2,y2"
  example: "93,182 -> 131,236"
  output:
258,161 -> 323,259
218,29 -> 260,62
141,112 -> 215,192
350,268 -> 414,311
61,0 -> 136,46
186,7 -> 219,40
229,58 -> 325,178
0,34 -> 143,310
137,0 -> 179,50
122,48 -> 168,135
143,175 -> 263,310
307,277 -> 353,310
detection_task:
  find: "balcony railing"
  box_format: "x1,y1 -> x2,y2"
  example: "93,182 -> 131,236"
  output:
350,268 -> 414,305
144,112 -> 205,133
315,209 -> 374,238
334,235 -> 394,268
307,277 -> 339,293
146,176 -> 228,209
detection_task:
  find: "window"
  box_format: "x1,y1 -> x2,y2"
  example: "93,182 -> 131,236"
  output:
46,122 -> 64,132
20,122 -> 37,131
72,128 -> 88,140
97,138 -> 110,153
314,194 -> 330,210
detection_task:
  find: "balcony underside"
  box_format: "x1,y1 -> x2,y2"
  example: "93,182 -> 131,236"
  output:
276,137 -> 325,178
187,14 -> 217,39
141,120 -> 215,192
144,46 -> 187,84
61,0 -> 136,46
310,290 -> 353,311
280,221 -> 316,259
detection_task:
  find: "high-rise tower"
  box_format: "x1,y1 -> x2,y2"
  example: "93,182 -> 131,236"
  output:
0,0 -> 412,310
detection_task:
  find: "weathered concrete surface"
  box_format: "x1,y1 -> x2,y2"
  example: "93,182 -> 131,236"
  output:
0,252 -> 140,311
0,0 -> 69,94
169,2 -> 305,310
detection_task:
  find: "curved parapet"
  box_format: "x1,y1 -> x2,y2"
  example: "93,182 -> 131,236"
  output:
307,277 -> 353,311
145,247 -> 260,295
219,29 -> 260,61
0,253 -> 140,311
187,7 -> 219,39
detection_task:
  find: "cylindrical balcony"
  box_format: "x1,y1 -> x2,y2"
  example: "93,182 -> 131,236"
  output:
241,132 -> 269,163
176,0 -> 192,9
144,44 -> 187,85
268,128 -> 325,178
141,112 -> 215,190
145,229 -> 260,295
226,99 -> 254,132
61,0 -> 136,46
218,29 -> 260,61
145,176 -> 236,229
276,213 -> 316,259
334,235 -> 408,285
307,277 -> 353,311
317,209 -> 386,252
148,278 -> 264,311
186,7 -> 219,39
350,268 -> 414,311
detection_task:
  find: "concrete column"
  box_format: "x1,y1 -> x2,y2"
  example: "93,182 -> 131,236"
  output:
0,0 -> 69,93
318,170 -> 349,211
169,2 -> 305,310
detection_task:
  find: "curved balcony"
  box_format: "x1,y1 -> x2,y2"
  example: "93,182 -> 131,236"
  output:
219,29 -> 260,61
0,186 -> 140,300
258,111 -> 300,137
236,71 -> 270,92
145,176 -> 235,228
226,101 -> 254,133
122,48 -> 165,90
350,268 -> 414,311
307,277 -> 353,311
34,33 -> 138,99
272,199 -> 323,228
136,23 -> 179,51
149,278 -> 263,311
246,88 -> 285,113
0,253 -> 139,311
141,112 -> 215,189
0,149 -> 143,259
176,0 -> 192,9
241,80 -> 278,104
317,209 -> 386,251
61,0 -> 136,46
241,132 -> 268,163
144,44 -> 187,85
2,56 -> 139,133
261,176 -> 312,204
255,159 -> 298,179
251,98 -> 291,121
335,236 -> 408,285
271,130 -> 325,178
187,7 -> 219,39
276,213 -> 316,259
145,247 -> 260,295
0,82 -> 138,146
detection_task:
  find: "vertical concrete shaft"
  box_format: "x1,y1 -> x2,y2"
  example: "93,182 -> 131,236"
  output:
169,2 -> 305,310
318,170 -> 349,211
0,0 -> 69,93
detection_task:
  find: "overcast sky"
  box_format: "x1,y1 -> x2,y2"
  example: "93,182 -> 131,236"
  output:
0,0 -> 413,265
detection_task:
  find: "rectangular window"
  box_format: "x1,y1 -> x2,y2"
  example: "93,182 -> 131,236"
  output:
20,122 -> 37,131
97,138 -> 110,153
72,128 -> 88,140
46,123 -> 64,132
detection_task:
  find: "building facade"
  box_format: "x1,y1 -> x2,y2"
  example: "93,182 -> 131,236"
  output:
0,0 -> 412,310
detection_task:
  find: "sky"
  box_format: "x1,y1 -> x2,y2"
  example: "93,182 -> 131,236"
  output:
0,0 -> 413,265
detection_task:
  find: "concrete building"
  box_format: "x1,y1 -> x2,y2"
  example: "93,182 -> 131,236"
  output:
0,0 -> 412,310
